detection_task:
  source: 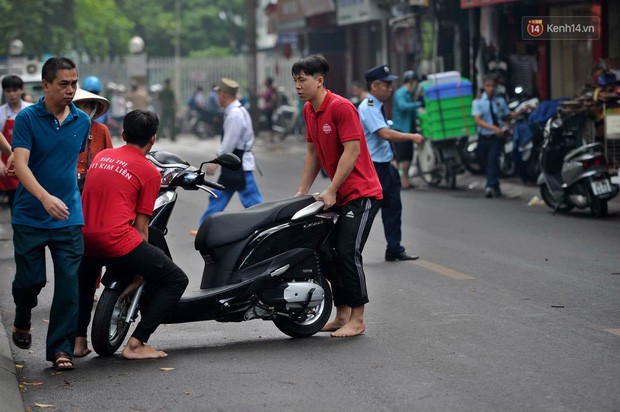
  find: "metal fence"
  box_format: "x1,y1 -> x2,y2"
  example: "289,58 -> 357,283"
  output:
79,53 -> 300,112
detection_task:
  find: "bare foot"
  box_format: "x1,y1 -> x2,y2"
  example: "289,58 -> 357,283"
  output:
74,337 -> 92,358
122,338 -> 167,360
331,319 -> 366,338
321,306 -> 351,332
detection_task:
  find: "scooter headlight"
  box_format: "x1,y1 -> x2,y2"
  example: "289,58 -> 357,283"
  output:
550,117 -> 563,130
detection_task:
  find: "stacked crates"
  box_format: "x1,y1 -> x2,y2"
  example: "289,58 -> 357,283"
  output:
419,74 -> 476,140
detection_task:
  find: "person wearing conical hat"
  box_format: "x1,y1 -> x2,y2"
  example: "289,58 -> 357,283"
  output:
73,88 -> 113,192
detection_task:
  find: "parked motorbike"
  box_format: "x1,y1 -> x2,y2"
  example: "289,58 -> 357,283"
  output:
537,111 -> 618,217
90,151 -> 336,356
272,104 -> 304,140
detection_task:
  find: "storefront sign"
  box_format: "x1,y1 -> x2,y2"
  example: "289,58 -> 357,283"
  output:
300,0 -> 335,17
460,0 -> 516,9
276,0 -> 305,31
337,0 -> 389,26
605,107 -> 620,140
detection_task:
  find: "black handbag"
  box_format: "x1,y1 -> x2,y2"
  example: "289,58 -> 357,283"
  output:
217,148 -> 246,191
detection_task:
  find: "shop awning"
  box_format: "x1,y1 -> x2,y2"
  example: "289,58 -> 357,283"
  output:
460,0 -> 517,8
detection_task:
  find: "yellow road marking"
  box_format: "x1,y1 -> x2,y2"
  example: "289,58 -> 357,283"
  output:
604,328 -> 620,337
411,259 -> 477,280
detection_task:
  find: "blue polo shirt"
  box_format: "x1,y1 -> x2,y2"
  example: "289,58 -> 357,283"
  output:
472,93 -> 510,136
11,97 -> 91,228
358,93 -> 393,163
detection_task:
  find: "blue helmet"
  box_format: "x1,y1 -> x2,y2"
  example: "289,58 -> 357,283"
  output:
83,76 -> 102,93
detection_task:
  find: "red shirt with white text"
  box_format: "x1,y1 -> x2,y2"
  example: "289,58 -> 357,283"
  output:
81,145 -> 160,258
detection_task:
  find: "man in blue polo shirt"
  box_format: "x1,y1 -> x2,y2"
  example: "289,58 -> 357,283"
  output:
11,57 -> 90,371
358,65 -> 424,262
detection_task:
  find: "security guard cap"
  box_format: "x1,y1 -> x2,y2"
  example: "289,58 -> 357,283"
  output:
365,65 -> 398,83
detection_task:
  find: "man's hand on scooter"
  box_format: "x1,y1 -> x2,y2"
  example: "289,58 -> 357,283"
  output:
316,189 -> 336,209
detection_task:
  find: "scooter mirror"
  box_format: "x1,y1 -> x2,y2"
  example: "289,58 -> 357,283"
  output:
212,153 -> 242,170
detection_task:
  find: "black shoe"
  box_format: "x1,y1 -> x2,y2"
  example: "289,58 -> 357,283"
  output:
493,188 -> 502,198
485,188 -> 493,198
386,251 -> 419,262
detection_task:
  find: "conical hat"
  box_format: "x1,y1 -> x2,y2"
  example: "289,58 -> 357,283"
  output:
73,88 -> 110,120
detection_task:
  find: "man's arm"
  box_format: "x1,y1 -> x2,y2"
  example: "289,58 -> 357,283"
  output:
376,127 -> 424,144
316,140 -> 360,209
0,132 -> 11,155
296,142 -> 322,196
13,147 -> 69,220
474,115 -> 502,136
395,90 -> 421,112
133,213 -> 150,242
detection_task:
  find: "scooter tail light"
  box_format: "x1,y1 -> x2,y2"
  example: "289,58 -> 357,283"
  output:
582,155 -> 606,169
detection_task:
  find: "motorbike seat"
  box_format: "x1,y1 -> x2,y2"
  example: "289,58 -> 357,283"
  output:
195,195 -> 316,250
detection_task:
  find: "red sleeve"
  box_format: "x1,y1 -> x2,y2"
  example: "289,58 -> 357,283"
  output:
332,102 -> 364,143
136,172 -> 160,216
303,103 -> 313,143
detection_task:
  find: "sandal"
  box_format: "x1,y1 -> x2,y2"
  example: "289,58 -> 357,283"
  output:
53,352 -> 75,371
12,329 -> 31,350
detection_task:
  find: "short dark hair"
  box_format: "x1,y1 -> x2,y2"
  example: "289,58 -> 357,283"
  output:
292,55 -> 329,80
483,73 -> 497,84
123,110 -> 159,147
2,75 -> 24,90
42,57 -> 76,83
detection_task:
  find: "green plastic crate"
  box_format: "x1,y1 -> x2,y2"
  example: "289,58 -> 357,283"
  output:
419,113 -> 476,139
424,95 -> 474,113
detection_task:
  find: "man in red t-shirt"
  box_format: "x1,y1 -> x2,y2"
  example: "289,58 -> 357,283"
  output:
76,110 -> 188,360
293,55 -> 382,338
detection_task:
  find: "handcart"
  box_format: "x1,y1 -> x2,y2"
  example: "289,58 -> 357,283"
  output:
415,73 -> 475,189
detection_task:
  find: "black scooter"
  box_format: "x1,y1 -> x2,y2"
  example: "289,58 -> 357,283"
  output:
91,151 -> 336,356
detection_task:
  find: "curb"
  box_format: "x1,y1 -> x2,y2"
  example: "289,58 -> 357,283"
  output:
0,311 -> 25,412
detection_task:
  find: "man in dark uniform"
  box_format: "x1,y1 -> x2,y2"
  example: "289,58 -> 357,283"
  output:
358,65 -> 424,262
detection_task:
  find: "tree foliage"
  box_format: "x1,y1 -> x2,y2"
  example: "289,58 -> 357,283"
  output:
0,0 -> 246,58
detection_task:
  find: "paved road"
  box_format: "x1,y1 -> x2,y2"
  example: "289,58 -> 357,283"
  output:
1,134 -> 619,411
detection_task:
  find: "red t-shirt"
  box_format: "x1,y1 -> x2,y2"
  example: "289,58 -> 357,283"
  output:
304,90 -> 383,205
82,145 -> 161,258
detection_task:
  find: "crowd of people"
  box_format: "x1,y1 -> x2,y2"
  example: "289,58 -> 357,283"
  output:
0,52 -> 525,372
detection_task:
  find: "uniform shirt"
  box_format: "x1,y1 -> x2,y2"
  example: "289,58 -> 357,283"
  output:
81,145 -> 161,258
358,93 -> 393,163
472,92 -> 510,136
11,98 -> 90,229
0,100 -> 32,131
392,85 -> 421,133
303,90 -> 382,206
218,100 -> 256,171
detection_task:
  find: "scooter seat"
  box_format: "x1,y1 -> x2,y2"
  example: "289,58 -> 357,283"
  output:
195,195 -> 316,250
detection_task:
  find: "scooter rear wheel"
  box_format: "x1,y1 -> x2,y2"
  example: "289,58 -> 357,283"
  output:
273,277 -> 332,338
91,289 -> 132,356
590,197 -> 608,218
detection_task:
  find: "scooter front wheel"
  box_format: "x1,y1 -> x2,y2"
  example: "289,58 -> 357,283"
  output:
91,289 -> 133,356
273,277 -> 333,338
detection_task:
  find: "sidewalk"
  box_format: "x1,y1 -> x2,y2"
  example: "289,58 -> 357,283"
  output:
0,214 -> 25,412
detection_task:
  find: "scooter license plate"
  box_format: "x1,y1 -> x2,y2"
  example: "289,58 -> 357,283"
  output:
591,179 -> 613,196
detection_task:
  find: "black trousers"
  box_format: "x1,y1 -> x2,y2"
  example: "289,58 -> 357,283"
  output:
77,241 -> 188,343
373,162 -> 405,256
329,198 -> 380,307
